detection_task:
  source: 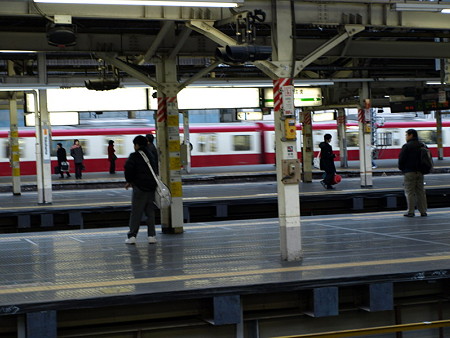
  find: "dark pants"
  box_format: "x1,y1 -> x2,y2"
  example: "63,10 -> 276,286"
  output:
75,163 -> 83,179
109,159 -> 116,174
128,186 -> 156,238
323,170 -> 335,187
404,171 -> 427,214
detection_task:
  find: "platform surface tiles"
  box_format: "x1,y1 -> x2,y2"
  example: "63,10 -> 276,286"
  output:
2,208 -> 450,337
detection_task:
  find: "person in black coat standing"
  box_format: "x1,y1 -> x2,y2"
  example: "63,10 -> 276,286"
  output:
398,128 -> 428,217
124,135 -> 159,245
56,143 -> 71,178
319,133 -> 336,190
107,140 -> 116,174
70,139 -> 84,179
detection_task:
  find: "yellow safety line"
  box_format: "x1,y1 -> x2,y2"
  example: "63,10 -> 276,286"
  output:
273,319 -> 450,338
1,252 -> 450,296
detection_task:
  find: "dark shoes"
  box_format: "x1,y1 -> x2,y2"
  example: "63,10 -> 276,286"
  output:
403,212 -> 428,217
320,180 -> 326,189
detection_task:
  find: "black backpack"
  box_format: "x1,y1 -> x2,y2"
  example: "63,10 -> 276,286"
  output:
419,143 -> 433,175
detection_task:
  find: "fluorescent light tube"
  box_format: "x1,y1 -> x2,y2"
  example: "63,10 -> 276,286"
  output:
33,0 -> 242,7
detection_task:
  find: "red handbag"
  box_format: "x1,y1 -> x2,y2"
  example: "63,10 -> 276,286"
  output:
332,174 -> 342,185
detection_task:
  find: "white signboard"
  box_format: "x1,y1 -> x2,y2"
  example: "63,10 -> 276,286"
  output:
25,112 -> 79,126
25,88 -> 150,112
281,86 -> 295,115
177,87 -> 259,109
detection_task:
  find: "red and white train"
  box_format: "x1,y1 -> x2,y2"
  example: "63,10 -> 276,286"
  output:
0,120 -> 444,176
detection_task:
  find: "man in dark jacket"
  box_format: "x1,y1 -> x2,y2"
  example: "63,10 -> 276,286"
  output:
124,135 -> 159,244
398,128 -> 427,217
146,133 -> 158,164
70,139 -> 84,179
319,134 -> 336,189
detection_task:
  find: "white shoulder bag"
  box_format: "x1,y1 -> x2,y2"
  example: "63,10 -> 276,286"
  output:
313,151 -> 321,169
138,150 -> 172,209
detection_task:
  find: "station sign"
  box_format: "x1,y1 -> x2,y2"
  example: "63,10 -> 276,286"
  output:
390,99 -> 450,113
264,87 -> 322,107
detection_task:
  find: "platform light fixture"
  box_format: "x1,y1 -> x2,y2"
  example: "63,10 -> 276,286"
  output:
392,3 -> 450,13
33,0 -> 243,7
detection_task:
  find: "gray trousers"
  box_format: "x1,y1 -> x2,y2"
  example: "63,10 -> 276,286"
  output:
404,171 -> 427,214
128,186 -> 156,238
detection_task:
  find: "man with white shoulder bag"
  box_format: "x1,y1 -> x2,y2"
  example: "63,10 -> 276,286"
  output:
124,135 -> 159,244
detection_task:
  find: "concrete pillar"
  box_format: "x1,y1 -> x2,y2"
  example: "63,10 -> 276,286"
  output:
436,111 -> 444,160
8,92 -> 21,195
301,109 -> 313,182
358,83 -> 373,187
36,90 -> 53,204
337,108 -> 348,168
36,53 -> 52,204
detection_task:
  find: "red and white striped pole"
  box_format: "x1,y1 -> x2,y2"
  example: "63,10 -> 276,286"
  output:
273,78 -> 292,112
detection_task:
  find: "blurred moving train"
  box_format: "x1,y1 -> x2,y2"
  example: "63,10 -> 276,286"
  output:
0,120 -> 445,176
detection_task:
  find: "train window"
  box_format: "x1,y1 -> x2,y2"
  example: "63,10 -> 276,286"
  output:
346,132 -> 359,147
417,130 -> 437,145
104,137 -> 125,156
196,134 -> 217,153
5,139 -> 25,159
377,132 -> 392,147
210,134 -> 217,152
0,140 -> 5,159
51,139 -> 89,157
51,140 -> 73,157
233,135 -> 251,151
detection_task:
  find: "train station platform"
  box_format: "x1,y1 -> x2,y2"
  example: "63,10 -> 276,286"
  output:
1,167 -> 450,231
1,209 -> 450,337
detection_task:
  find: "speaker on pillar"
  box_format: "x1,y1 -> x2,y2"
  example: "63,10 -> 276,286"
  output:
216,45 -> 272,63
47,23 -> 77,47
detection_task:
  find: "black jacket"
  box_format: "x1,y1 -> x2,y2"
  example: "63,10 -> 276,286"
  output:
124,147 -> 158,191
319,141 -> 336,173
56,148 -> 67,165
398,138 -> 421,173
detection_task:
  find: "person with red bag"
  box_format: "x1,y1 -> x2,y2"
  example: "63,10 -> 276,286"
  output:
319,134 -> 337,190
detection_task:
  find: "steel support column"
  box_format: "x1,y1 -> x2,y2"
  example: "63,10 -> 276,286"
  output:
358,83 -> 373,187
301,109 -> 313,183
337,108 -> 348,168
155,57 -> 183,234
8,92 -> 21,195
272,1 -> 302,261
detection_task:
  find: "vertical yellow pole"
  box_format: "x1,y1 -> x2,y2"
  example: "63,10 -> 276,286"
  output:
9,93 -> 21,195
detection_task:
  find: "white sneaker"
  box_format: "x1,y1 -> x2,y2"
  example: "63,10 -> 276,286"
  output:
148,236 -> 157,244
125,236 -> 136,244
